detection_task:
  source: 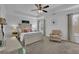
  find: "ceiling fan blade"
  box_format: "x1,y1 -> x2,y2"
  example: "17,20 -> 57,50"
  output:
39,4 -> 41,7
42,10 -> 47,13
43,5 -> 49,9
35,4 -> 39,8
32,9 -> 38,11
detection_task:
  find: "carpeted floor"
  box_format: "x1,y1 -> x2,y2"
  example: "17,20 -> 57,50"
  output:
26,37 -> 79,54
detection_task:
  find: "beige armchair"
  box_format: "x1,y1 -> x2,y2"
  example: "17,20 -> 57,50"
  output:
50,30 -> 62,42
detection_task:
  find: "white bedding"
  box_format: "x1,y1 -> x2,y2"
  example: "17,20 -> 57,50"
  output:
20,32 -> 43,45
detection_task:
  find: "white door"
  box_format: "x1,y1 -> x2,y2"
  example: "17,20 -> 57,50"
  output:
69,14 -> 79,43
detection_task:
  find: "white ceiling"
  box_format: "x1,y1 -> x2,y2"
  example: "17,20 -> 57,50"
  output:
0,4 -> 79,17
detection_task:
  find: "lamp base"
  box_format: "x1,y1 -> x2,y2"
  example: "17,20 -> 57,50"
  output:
0,40 -> 4,47
0,40 -> 2,47
0,39 -> 6,47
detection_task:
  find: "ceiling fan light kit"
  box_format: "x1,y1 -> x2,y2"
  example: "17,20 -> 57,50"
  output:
38,10 -> 43,13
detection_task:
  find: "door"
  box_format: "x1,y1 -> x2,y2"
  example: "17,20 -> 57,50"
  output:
37,19 -> 46,36
68,14 -> 79,43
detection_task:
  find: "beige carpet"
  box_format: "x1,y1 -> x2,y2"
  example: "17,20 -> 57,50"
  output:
26,37 -> 79,54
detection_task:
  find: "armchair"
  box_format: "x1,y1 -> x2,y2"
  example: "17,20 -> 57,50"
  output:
50,30 -> 62,42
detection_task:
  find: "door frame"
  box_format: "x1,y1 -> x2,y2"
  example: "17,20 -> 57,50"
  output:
68,13 -> 79,43
67,14 -> 73,41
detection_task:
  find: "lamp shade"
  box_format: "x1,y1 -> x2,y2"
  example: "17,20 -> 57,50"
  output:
0,17 -> 7,25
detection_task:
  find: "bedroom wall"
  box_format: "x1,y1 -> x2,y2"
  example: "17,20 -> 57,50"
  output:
5,14 -> 38,32
45,14 -> 68,40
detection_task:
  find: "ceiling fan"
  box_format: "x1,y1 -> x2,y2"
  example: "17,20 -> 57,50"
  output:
32,4 -> 49,13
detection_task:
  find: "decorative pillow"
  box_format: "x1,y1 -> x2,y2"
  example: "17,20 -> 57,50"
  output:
22,28 -> 27,32
22,28 -> 32,32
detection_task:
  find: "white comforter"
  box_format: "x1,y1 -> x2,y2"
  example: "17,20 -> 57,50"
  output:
20,32 -> 43,45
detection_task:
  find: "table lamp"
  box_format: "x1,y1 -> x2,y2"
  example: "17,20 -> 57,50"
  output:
0,17 -> 7,38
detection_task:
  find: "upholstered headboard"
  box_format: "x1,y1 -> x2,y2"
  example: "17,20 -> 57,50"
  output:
18,23 -> 32,32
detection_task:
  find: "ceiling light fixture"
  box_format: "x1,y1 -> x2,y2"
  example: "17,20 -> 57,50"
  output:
38,10 -> 43,13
